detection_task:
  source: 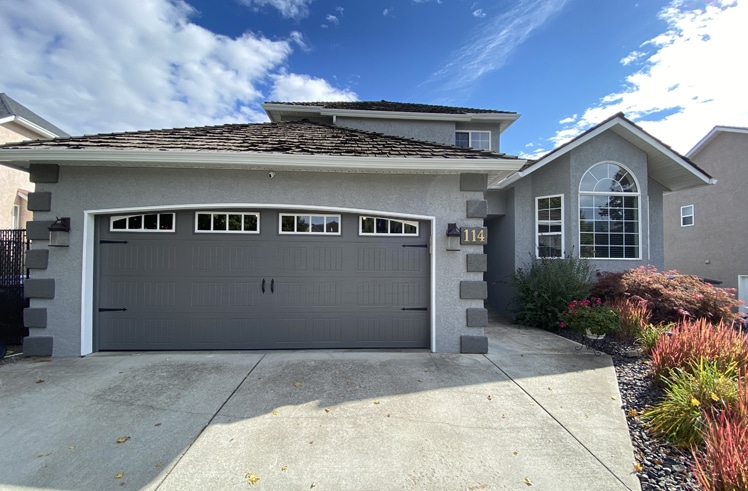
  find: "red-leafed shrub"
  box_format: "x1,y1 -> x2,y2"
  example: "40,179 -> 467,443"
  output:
650,319 -> 748,383
592,266 -> 740,326
692,377 -> 748,491
610,296 -> 652,342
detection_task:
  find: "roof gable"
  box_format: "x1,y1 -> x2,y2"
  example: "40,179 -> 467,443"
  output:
687,125 -> 748,158
492,113 -> 714,192
0,93 -> 69,138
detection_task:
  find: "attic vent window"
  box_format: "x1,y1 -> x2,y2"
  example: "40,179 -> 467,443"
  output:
455,131 -> 490,151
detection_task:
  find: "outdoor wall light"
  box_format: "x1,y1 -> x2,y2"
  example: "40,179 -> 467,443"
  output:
446,222 -> 461,251
48,217 -> 71,247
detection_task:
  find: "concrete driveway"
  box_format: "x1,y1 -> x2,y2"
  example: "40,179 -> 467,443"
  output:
0,323 -> 640,490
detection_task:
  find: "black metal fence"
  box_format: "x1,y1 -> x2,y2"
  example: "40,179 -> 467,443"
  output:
1,229 -> 30,345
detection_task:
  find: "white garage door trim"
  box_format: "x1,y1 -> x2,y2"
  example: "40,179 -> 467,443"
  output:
80,203 -> 436,356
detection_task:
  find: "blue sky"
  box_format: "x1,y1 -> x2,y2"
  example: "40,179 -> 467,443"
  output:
0,0 -> 745,157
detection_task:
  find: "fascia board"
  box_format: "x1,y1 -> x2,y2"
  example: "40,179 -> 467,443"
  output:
0,148 -> 525,173
12,117 -> 61,139
0,116 -> 15,125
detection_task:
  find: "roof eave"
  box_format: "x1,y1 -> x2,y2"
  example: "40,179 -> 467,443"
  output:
263,102 -> 520,125
0,148 -> 525,175
0,115 -> 63,139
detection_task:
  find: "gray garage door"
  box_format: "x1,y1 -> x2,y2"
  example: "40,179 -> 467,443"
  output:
95,210 -> 430,350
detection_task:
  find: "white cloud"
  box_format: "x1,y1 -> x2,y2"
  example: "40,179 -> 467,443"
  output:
473,9 -> 486,18
620,50 -> 645,66
559,115 -> 577,124
269,73 -> 358,102
0,0 -> 354,135
423,0 -> 569,98
238,0 -> 314,19
383,7 -> 393,16
326,14 -> 339,24
545,0 -> 748,155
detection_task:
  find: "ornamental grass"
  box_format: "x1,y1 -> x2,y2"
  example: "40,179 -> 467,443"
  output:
692,376 -> 748,491
650,318 -> 748,383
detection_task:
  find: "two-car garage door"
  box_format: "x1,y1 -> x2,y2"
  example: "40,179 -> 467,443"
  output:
95,210 -> 430,350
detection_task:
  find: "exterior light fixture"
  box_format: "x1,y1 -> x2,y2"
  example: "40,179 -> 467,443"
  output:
48,217 -> 71,247
446,222 -> 461,251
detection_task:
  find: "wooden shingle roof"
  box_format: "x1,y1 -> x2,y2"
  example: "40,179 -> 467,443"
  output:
1,119 -> 515,160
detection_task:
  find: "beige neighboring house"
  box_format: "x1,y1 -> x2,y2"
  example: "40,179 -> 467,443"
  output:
664,126 -> 748,303
0,93 -> 69,229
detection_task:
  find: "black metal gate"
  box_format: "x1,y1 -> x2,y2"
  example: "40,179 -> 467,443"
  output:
1,229 -> 30,349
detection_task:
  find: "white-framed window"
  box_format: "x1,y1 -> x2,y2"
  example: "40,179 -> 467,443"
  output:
110,213 -> 175,232
579,162 -> 640,259
681,205 -> 694,227
359,216 -> 419,236
536,195 -> 563,258
11,204 -> 20,229
195,212 -> 260,233
279,214 -> 341,234
455,131 -> 491,151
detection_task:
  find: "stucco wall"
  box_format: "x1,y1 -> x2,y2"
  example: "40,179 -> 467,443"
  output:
31,166 -> 485,356
0,124 -> 34,228
664,131 -> 748,288
336,117 -> 456,146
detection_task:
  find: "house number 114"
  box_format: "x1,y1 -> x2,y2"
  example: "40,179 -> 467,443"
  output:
461,227 -> 487,245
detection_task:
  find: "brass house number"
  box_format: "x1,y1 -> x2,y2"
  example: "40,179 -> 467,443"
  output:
461,227 -> 487,245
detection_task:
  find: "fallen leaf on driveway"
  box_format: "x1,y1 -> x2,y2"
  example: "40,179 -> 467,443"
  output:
116,436 -> 130,444
324,408 -> 330,413
272,410 -> 279,416
633,462 -> 643,472
487,395 -> 492,401
69,446 -> 75,450
245,472 -> 260,485
35,379 -> 44,384
524,477 -> 533,486
115,473 -> 124,479
294,382 -> 302,387
373,400 -> 380,405
281,466 -> 287,471
310,483 -> 317,488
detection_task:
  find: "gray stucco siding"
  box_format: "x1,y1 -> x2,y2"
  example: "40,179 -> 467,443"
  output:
32,166 -> 483,356
336,117 -> 456,146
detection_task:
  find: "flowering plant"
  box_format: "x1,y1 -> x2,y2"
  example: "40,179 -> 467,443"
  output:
559,297 -> 621,336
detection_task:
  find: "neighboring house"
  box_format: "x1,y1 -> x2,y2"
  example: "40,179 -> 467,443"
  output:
0,102 -> 713,357
0,93 -> 69,229
485,113 -> 715,315
663,126 -> 748,302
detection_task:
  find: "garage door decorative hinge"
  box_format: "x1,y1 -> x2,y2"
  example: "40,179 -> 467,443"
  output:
401,307 -> 428,311
99,308 -> 128,312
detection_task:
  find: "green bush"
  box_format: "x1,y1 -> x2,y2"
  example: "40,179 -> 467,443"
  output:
644,359 -> 739,448
510,254 -> 594,330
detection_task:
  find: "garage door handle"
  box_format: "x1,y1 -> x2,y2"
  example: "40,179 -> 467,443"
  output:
401,307 -> 427,311
262,279 -> 265,293
271,279 -> 275,293
99,307 -> 128,312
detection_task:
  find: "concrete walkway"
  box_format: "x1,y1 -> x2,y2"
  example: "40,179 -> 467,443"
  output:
0,323 -> 640,490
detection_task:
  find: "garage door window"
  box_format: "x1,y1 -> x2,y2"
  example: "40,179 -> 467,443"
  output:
195,212 -> 260,233
360,216 -> 418,236
110,213 -> 175,232
280,214 -> 341,234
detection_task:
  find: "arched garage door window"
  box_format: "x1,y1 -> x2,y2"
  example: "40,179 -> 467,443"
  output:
579,162 -> 640,259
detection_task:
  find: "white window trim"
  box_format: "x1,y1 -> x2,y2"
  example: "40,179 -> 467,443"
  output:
455,130 -> 491,151
278,213 -> 342,235
535,194 -> 564,258
110,212 -> 176,232
11,204 -> 20,229
578,161 -> 642,260
680,205 -> 694,227
194,211 -> 260,234
359,216 -> 420,237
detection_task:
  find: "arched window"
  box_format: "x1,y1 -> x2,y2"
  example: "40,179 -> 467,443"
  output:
579,162 -> 640,259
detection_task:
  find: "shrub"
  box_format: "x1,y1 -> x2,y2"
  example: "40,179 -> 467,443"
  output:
692,376 -> 748,491
636,323 -> 673,355
644,359 -> 738,448
509,254 -> 594,330
559,298 -> 621,336
592,266 -> 740,326
650,319 -> 748,383
610,296 -> 652,342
